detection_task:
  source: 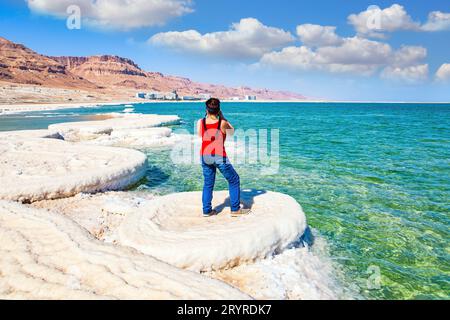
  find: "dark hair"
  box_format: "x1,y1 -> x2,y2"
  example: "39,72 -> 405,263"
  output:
206,98 -> 220,115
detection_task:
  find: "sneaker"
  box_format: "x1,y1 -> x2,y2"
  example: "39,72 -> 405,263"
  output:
203,210 -> 218,218
231,208 -> 251,217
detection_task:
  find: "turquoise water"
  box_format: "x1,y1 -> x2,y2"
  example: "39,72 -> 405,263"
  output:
1,102 -> 449,300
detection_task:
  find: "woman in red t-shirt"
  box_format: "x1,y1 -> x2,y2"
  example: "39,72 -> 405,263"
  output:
197,98 -> 251,218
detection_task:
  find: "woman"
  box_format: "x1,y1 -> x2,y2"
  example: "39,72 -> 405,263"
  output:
197,98 -> 251,218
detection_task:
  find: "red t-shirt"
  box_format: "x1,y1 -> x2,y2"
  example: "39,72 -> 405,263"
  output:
200,119 -> 227,157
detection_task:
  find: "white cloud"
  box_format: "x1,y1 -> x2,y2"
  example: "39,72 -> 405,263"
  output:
260,37 -> 396,76
392,46 -> 427,68
259,47 -> 380,75
422,11 -> 450,31
260,35 -> 429,83
316,37 -> 392,66
259,46 -> 318,71
296,24 -> 343,47
348,4 -> 450,36
253,6 -> 433,84
27,0 -> 193,30
149,18 -> 295,59
259,45 -> 379,75
435,63 -> 450,82
381,64 -> 429,83
348,4 -> 420,37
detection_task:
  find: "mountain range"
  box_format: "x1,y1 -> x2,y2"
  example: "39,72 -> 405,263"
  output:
0,36 -> 305,102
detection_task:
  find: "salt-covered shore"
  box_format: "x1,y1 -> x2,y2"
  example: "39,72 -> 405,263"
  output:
0,201 -> 249,300
0,112 -> 339,299
0,101 -> 141,116
0,138 -> 147,202
33,190 -> 307,271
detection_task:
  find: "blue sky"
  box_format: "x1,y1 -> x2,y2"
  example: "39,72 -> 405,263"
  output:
0,0 -> 449,101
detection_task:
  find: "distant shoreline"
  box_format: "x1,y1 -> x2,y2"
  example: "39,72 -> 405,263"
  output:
1,99 -> 449,117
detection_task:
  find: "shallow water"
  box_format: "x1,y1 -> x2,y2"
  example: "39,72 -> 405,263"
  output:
1,102 -> 449,299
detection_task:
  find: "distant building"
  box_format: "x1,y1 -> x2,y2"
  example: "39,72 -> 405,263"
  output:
138,90 -> 181,100
183,96 -> 201,101
230,97 -> 240,101
165,91 -> 178,100
244,95 -> 257,101
146,92 -> 165,100
198,93 -> 211,100
164,93 -> 176,100
145,92 -> 155,99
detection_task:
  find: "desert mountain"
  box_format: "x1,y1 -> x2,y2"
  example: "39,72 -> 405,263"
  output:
53,55 -> 305,100
0,36 -> 305,100
0,37 -> 97,89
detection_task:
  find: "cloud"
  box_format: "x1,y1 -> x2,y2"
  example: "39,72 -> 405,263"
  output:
258,46 -> 319,72
422,11 -> 450,31
348,4 -> 420,38
348,4 -> 450,37
296,24 -> 343,47
260,37 -> 392,76
392,46 -> 427,68
253,7 -> 433,84
259,44 -> 380,75
381,64 -> 429,83
315,37 -> 392,66
259,35 -> 428,82
435,63 -> 450,82
149,18 -> 295,60
27,0 -> 193,30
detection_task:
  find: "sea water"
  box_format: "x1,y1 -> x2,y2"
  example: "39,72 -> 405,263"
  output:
1,102 -> 449,300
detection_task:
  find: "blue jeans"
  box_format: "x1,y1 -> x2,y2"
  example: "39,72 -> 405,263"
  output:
201,155 -> 241,214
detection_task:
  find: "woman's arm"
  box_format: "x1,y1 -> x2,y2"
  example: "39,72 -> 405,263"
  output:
226,121 -> 235,133
221,118 -> 235,135
197,119 -> 203,137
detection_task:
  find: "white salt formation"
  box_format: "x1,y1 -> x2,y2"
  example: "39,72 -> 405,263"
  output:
48,113 -> 180,142
32,191 -> 307,271
32,192 -> 342,300
0,138 -> 147,202
82,128 -> 191,148
0,129 -> 60,139
211,242 -> 343,300
31,191 -> 155,243
118,190 -> 307,271
0,201 -> 250,300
